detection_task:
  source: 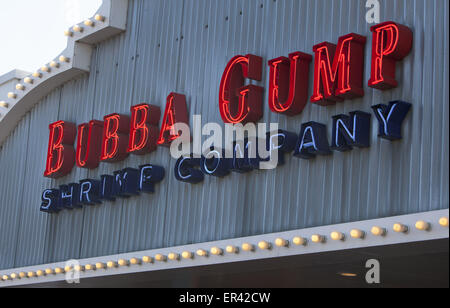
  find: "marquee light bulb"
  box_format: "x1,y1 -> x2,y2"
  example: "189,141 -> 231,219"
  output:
10,273 -> 18,280
155,254 -> 166,262
64,30 -> 73,37
16,84 -> 25,91
19,272 -> 27,279
27,272 -> 35,278
73,25 -> 83,33
242,243 -> 254,252
59,56 -> 70,63
275,238 -> 289,247
371,226 -> 386,236
117,259 -> 129,267
182,251 -> 193,259
330,231 -> 345,241
54,267 -> 64,274
210,247 -> 223,255
74,265 -> 84,272
50,61 -> 60,68
24,77 -> 33,84
107,261 -> 118,268
7,92 -> 17,99
142,256 -> 153,264
84,264 -> 95,271
95,262 -> 105,270
393,223 -> 408,233
0,101 -> 8,108
257,241 -> 271,250
350,229 -> 365,239
439,217 -> 449,227
2,275 -> 9,281
36,270 -> 45,277
292,237 -> 307,246
64,266 -> 73,272
32,72 -> 42,78
415,221 -> 430,231
45,268 -> 54,275
94,14 -> 105,22
226,245 -> 239,254
84,20 -> 95,27
130,258 -> 141,265
168,253 -> 180,261
197,249 -> 208,257
41,66 -> 50,73
311,234 -> 325,243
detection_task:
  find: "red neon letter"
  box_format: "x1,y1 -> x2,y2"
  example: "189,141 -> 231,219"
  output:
128,104 -> 161,155
44,121 -> 76,178
157,93 -> 189,147
268,52 -> 312,116
100,114 -> 130,162
310,33 -> 366,105
219,54 -> 264,123
76,120 -> 103,169
368,21 -> 413,90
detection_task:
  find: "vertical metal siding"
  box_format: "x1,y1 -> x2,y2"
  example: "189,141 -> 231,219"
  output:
0,0 -> 448,269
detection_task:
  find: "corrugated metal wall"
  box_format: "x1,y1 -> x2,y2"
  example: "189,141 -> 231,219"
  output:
0,0 -> 448,269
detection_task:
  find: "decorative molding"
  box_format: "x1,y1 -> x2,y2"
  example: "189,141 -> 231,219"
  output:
0,0 -> 129,146
0,209 -> 447,287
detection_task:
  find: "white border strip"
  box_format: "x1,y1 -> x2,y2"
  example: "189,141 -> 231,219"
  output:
0,0 -> 129,146
1,209 -> 448,287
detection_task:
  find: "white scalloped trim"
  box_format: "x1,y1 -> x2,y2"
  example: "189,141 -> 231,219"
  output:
0,0 -> 128,146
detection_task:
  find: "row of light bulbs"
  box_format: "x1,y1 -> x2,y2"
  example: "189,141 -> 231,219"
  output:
0,14 -> 106,115
1,217 -> 448,282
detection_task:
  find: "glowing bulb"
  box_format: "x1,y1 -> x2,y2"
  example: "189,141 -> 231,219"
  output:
95,262 -> 105,270
84,20 -> 95,27
350,229 -> 365,239
275,238 -> 289,247
24,77 -> 33,84
84,264 -> 95,271
142,256 -> 153,264
168,253 -> 180,261
73,25 -> 83,32
94,14 -> 105,22
117,259 -> 128,267
130,258 -> 141,265
393,223 -> 408,233
196,249 -> 208,257
59,56 -> 70,63
64,30 -> 73,37
7,92 -> 17,99
155,254 -> 166,262
2,275 -> 9,281
226,245 -> 238,254
45,268 -> 54,275
257,241 -> 271,250
64,266 -> 73,272
0,101 -> 8,108
54,267 -> 64,274
330,232 -> 345,241
32,72 -> 42,78
107,261 -> 118,268
50,61 -> 60,68
41,66 -> 50,73
241,243 -> 254,252
27,272 -> 35,278
371,226 -> 386,236
10,273 -> 18,280
182,251 -> 193,259
36,270 -> 45,277
74,265 -> 84,272
16,84 -> 25,91
415,221 -> 430,231
292,237 -> 307,246
210,247 -> 223,255
439,217 -> 449,227
311,235 -> 325,243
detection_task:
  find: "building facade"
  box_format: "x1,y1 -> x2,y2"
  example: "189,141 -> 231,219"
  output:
0,0 -> 448,288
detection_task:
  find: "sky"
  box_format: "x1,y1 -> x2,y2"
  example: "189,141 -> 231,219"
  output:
0,0 -> 102,76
